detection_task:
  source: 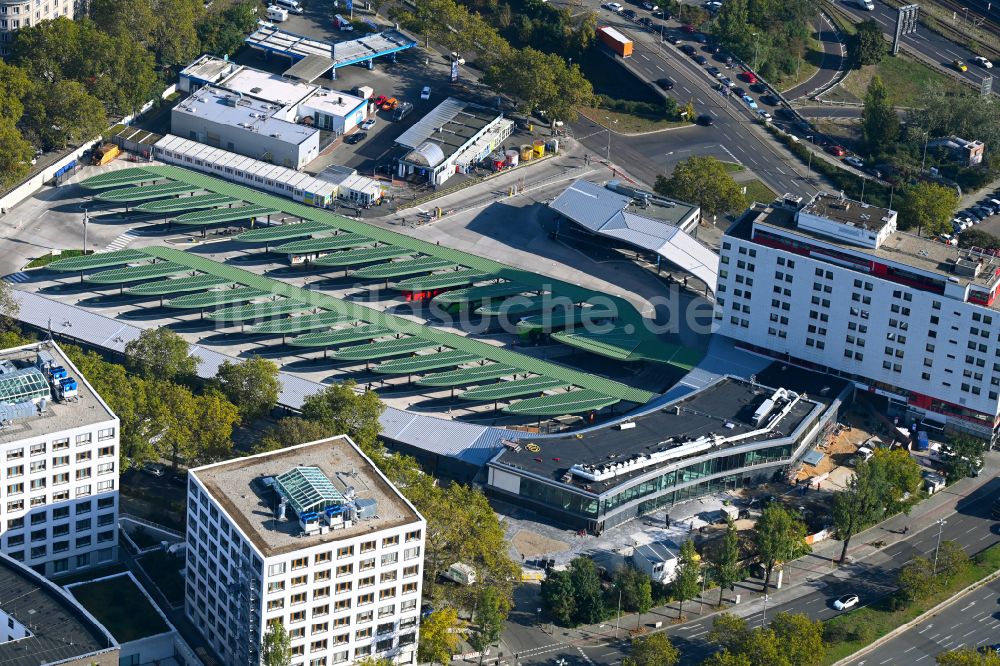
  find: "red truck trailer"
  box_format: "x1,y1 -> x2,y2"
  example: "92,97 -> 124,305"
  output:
598,26 -> 633,57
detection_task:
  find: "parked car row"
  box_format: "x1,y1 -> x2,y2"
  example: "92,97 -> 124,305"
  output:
952,194 -> 1000,236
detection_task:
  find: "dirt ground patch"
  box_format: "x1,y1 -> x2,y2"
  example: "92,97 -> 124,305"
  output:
510,529 -> 572,559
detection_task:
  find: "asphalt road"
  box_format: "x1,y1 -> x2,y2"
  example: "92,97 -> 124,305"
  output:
834,0 -> 997,94
503,475 -> 1000,666
783,11 -> 846,100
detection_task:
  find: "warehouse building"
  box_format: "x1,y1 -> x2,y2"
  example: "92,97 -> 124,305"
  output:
487,369 -> 850,532
186,436 -> 425,665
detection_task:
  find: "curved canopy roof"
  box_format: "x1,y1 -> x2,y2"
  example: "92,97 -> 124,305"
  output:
404,141 -> 446,168
504,390 -> 620,416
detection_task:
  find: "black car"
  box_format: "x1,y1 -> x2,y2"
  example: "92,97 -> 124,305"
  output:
697,114 -> 714,126
656,77 -> 674,90
733,86 -> 746,97
639,16 -> 654,27
345,131 -> 368,144
694,55 -> 708,65
707,66 -> 721,77
680,44 -> 696,55
667,35 -> 681,44
760,94 -> 779,106
693,33 -> 708,43
622,9 -> 637,19
750,83 -> 766,94
652,9 -> 671,18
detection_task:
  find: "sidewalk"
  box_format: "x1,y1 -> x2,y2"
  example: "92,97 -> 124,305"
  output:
540,454 -> 998,647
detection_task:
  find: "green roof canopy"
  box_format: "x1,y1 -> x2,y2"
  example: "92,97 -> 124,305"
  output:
517,307 -> 617,334
273,234 -> 372,255
235,221 -> 333,243
248,311 -> 354,335
288,324 -> 391,348
332,338 -> 435,361
275,466 -> 344,514
165,286 -> 267,309
172,205 -> 278,226
125,274 -> 231,296
84,261 -> 188,284
93,182 -> 196,203
504,390 -> 621,416
134,194 -> 238,213
351,256 -> 456,280
79,168 -> 158,190
476,295 -> 556,317
47,249 -> 149,272
460,376 -> 569,402
415,363 -> 518,388
432,282 -> 533,307
390,269 -> 491,292
373,351 -> 481,375
312,246 -> 411,268
206,299 -> 310,322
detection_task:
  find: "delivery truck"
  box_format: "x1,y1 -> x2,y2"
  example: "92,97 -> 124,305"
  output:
598,26 -> 633,57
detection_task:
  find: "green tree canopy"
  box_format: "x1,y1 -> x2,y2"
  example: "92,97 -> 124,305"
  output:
255,416 -> 334,453
703,652 -> 754,666
896,555 -> 937,603
216,356 -> 281,422
0,120 -> 32,190
708,516 -> 745,606
262,621 -> 291,666
22,80 -> 107,151
871,448 -> 922,513
851,20 -> 887,66
483,47 -> 593,122
673,539 -> 702,618
614,566 -> 653,615
934,540 -> 970,580
301,381 -> 384,451
470,587 -> 506,654
655,155 -> 748,216
190,388 -> 240,463
418,609 -> 460,665
957,227 -> 1000,249
708,613 -> 750,653
541,569 -> 576,625
753,503 -> 809,590
897,181 -> 959,237
770,612 -> 825,666
861,75 -> 899,157
936,649 -> 1000,665
941,435 -> 986,481
0,61 -> 33,122
624,633 -> 680,666
197,1 -> 263,57
124,327 -> 200,381
833,458 -> 889,563
568,556 -> 606,625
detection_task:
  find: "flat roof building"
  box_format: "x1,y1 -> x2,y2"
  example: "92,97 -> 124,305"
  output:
0,341 -> 120,578
487,369 -> 850,532
186,436 -> 425,665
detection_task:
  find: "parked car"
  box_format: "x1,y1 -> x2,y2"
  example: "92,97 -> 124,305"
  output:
682,23 -> 696,32
681,44 -> 697,55
757,109 -> 772,122
844,156 -> 864,168
380,96 -> 398,111
621,8 -> 637,18
733,86 -> 746,97
833,594 -> 859,611
740,71 -> 759,84
652,9 -> 671,18
697,114 -> 714,125
693,33 -> 708,43
639,16 -> 654,28
642,1 -> 658,9
707,66 -> 722,77
602,1 -> 623,10
953,59 -> 968,72
360,118 -> 376,130
142,462 -> 166,477
373,95 -> 388,107
694,55 -> 708,65
720,76 -> 735,88
656,77 -> 674,90
741,95 -> 758,110
420,86 -> 431,100
667,35 -> 681,44
972,55 -> 993,68
826,144 -> 847,157
345,131 -> 367,144
760,94 -> 779,106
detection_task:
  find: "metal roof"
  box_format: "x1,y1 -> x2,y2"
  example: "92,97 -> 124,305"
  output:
206,299 -> 310,322
351,256 -> 455,280
273,233 -> 372,254
93,181 -> 196,202
172,205 -> 279,226
275,465 -> 344,514
78,168 -> 159,189
373,351 -> 481,375
332,338 -> 435,361
504,390 -> 620,416
235,221 -> 333,243
516,307 -> 617,333
134,193 -> 238,213
282,53 -> 334,82
476,295 -> 551,316
460,377 -> 569,402
312,246 -> 411,268
84,262 -> 188,284
432,282 -> 533,306
415,363 -> 518,388
125,274 -> 231,296
244,25 -> 416,70
248,311 -> 353,335
165,286 -> 268,309
391,269 -> 490,292
553,327 -> 702,368
395,97 -> 493,150
46,249 -> 149,272
288,324 -> 391,348
802,449 -> 825,466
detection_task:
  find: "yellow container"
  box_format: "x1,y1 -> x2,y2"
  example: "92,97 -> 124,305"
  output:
532,140 -> 545,158
520,145 -> 533,161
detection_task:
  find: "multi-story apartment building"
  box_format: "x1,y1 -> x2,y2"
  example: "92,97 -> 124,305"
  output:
0,341 -> 120,578
716,192 -> 1000,439
186,436 -> 425,666
0,0 -> 74,57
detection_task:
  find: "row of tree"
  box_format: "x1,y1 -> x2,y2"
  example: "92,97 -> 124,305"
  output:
711,0 -> 818,82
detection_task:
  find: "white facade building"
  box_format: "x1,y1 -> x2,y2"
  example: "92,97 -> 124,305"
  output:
0,341 -> 120,578
0,0 -> 73,57
715,192 -> 1000,439
186,437 -> 425,666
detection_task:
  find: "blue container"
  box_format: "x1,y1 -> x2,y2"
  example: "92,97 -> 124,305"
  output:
916,431 -> 929,451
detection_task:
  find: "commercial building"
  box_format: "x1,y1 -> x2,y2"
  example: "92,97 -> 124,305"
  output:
715,191 -> 1000,438
487,370 -> 849,532
0,0 -> 73,57
186,436 -> 425,666
395,98 -> 512,187
0,552 -> 119,665
631,541 -> 678,583
0,341 -> 120,578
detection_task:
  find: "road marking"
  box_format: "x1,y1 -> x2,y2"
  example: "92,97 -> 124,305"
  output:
655,65 -> 664,71
777,167 -> 787,175
102,229 -> 139,253
576,646 -> 594,664
879,659 -> 892,664
683,86 -> 692,94
963,630 -> 977,637
689,629 -> 709,638
697,98 -> 706,105
904,647 -> 916,653
640,53 -> 650,61
965,527 -> 977,534
916,656 -> 928,662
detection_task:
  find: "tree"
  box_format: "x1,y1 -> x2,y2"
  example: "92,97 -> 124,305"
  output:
937,649 -> 1000,666
851,20 -> 887,66
832,458 -> 888,563
861,75 -> 898,157
941,435 -> 986,481
739,628 -> 789,666
655,155 -> 748,216
0,120 -> 32,190
870,448 -> 922,512
702,652 -> 754,666
958,227 -> 1000,249
714,0 -> 751,54
301,381 -> 384,452
898,182 -> 959,237
541,569 -> 576,625
470,587 -> 506,660
149,381 -> 198,469
614,566 -> 653,620
21,80 -> 107,151
568,557 -> 605,625
709,613 -> 750,653
623,633 -> 680,666
125,328 -> 200,381
770,612 -> 825,666
216,356 -> 281,422
418,608 -> 460,665
197,1 -> 261,56
91,0 -> 157,43
896,556 -> 937,603
150,0 -> 204,67
8,17 -> 83,85
354,658 -> 394,666
483,47 -> 593,122
753,503 -> 809,590
190,389 -> 240,463
255,417 -> 334,453
934,540 -> 970,580
673,539 -> 702,619
261,621 -> 291,666
0,61 -> 33,122
708,516 -> 745,606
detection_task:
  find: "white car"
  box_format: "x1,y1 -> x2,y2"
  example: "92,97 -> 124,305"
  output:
420,86 -> 431,101
973,56 -> 994,68
757,109 -> 772,121
833,594 -> 859,611
360,118 -> 376,130
450,52 -> 466,65
642,1 -> 658,10
844,156 -> 865,168
603,2 -> 624,11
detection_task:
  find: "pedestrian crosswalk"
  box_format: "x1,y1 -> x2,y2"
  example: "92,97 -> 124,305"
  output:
3,272 -> 29,284
100,230 -> 139,253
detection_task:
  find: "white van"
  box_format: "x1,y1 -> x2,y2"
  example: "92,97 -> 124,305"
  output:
274,0 -> 304,14
266,5 -> 289,21
857,0 -> 875,9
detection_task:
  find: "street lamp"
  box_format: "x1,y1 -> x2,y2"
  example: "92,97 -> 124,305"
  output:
751,32 -> 761,73
932,519 -> 947,574
761,593 -> 769,628
806,135 -> 814,178
82,208 -> 90,255
921,131 -> 931,172
604,116 -> 618,162
962,6 -> 970,25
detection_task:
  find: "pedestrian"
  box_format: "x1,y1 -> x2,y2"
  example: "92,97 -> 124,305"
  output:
903,525 -> 909,535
